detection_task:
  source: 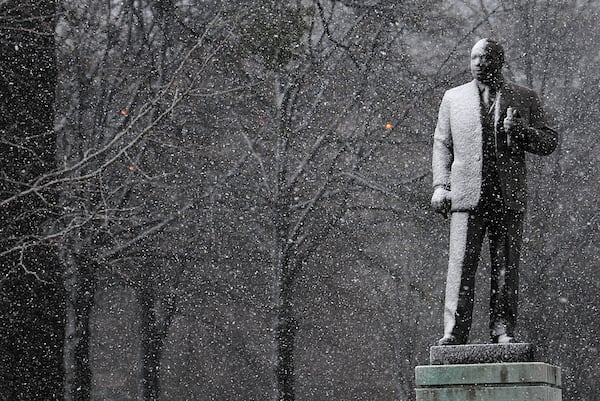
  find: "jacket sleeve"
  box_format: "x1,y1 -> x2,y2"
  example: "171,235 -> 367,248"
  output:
432,92 -> 453,190
521,92 -> 558,156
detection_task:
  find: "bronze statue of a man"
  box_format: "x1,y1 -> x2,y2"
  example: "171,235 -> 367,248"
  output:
431,38 -> 558,345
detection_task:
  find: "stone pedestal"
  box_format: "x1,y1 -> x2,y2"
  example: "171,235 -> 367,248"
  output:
415,344 -> 562,401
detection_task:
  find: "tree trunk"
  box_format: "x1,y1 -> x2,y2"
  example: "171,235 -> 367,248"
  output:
275,272 -> 298,401
63,255 -> 97,401
138,281 -> 166,401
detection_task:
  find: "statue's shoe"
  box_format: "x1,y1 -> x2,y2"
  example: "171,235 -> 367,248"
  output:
437,335 -> 464,346
492,334 -> 516,344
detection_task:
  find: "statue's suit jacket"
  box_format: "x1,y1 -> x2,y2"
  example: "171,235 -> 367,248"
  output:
432,79 -> 558,212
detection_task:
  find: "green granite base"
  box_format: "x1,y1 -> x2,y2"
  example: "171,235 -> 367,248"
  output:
417,386 -> 561,401
415,362 -> 561,401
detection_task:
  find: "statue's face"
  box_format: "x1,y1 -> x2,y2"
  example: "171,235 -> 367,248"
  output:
470,39 -> 503,84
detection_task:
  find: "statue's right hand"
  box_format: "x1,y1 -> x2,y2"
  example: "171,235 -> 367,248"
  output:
431,187 -> 451,216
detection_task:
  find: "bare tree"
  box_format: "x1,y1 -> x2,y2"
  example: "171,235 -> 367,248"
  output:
53,1 -> 233,399
210,1 -> 455,399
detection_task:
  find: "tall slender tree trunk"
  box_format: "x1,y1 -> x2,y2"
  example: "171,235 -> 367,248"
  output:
522,2 -> 535,88
138,278 -> 166,401
271,73 -> 298,401
275,267 -> 298,401
272,196 -> 297,401
63,255 -> 97,401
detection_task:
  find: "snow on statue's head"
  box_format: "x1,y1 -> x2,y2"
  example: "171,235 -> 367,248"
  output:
470,38 -> 505,85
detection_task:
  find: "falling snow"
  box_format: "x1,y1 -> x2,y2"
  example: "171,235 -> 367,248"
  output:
1,1 -> 599,401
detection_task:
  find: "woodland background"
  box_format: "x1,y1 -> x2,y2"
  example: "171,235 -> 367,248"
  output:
0,0 -> 598,400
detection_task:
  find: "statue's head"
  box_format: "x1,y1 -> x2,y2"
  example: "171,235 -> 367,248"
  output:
470,38 -> 504,85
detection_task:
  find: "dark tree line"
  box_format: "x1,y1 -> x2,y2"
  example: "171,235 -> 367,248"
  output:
0,1 -> 64,400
